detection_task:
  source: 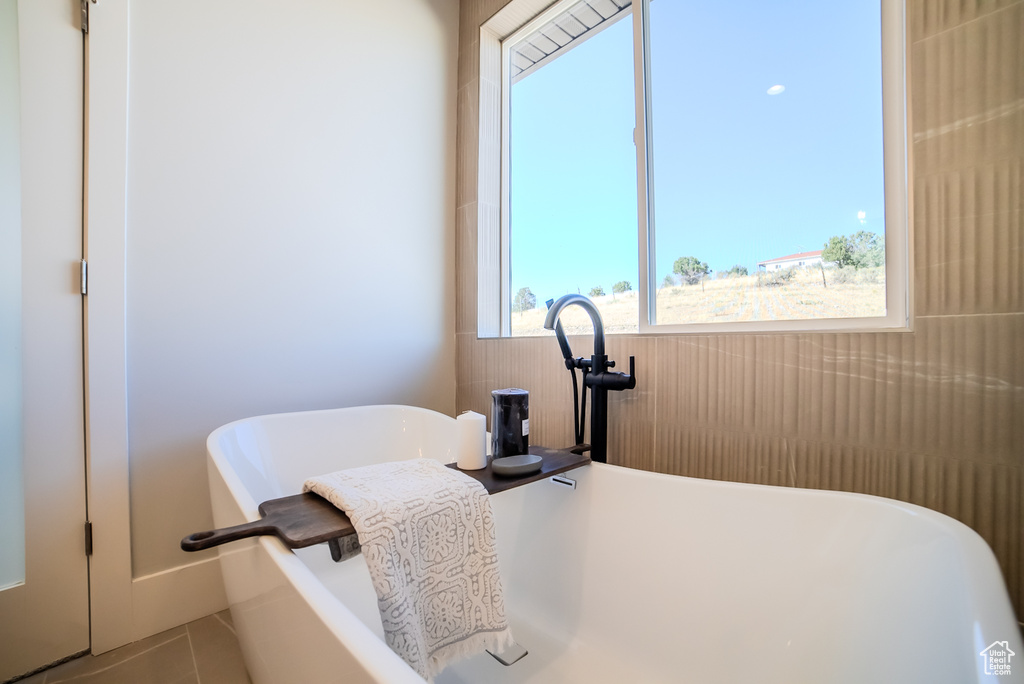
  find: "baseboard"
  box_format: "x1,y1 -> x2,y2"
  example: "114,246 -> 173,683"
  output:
131,555 -> 228,642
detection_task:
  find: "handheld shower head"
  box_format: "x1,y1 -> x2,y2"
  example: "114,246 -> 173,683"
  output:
543,294 -> 605,359
546,298 -> 574,368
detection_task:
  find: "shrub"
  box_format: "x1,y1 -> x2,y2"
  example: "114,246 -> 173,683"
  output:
612,280 -> 632,294
759,267 -> 795,287
827,266 -> 857,284
589,286 -> 605,297
858,267 -> 881,284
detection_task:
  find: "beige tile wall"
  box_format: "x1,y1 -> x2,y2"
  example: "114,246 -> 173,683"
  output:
455,0 -> 1024,617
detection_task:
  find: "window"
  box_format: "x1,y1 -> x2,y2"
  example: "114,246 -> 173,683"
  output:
486,0 -> 908,336
506,1 -> 638,336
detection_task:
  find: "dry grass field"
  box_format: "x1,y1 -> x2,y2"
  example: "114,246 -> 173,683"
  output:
512,267 -> 886,336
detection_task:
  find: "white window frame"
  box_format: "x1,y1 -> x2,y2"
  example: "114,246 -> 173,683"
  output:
478,0 -> 910,337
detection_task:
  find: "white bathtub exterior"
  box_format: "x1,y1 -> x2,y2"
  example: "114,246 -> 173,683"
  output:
206,406 -> 1023,683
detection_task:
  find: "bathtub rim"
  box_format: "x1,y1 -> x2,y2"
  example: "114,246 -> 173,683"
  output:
206,404 -> 458,518
208,403 -> 1010,551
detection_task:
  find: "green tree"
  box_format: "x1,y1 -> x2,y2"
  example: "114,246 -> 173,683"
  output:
512,286 -> 536,313
822,235 -> 854,268
662,274 -> 676,288
848,230 -> 884,268
728,264 -> 749,277
867,232 -> 885,268
673,256 -> 709,285
824,231 -> 884,269
612,280 -> 632,294
589,285 -> 605,297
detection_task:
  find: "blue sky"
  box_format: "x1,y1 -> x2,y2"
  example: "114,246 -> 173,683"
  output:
510,1 -> 884,305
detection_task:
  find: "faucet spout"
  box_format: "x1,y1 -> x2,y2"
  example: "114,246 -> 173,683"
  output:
543,294 -> 605,358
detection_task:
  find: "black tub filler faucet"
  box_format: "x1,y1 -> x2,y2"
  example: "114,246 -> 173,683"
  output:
543,294 -> 636,464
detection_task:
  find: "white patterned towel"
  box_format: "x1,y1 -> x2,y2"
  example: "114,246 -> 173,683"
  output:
303,459 -> 514,681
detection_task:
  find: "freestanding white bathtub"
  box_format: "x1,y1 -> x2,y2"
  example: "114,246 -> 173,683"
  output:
206,405 -> 1022,683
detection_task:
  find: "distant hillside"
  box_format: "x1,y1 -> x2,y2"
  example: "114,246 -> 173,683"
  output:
512,267 -> 886,336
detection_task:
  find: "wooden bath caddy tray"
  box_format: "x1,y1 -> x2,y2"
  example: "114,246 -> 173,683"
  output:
181,446 -> 589,560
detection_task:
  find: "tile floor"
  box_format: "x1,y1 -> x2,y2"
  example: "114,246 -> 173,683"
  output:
17,611 -> 250,684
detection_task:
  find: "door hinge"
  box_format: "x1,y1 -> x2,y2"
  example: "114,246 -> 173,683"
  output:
80,0 -> 96,34
80,259 -> 87,295
84,521 -> 93,556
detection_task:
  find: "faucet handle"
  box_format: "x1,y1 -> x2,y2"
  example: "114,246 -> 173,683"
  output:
597,355 -> 636,391
624,356 -> 636,390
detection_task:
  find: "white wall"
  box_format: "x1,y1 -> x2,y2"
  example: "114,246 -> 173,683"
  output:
125,0 -> 459,577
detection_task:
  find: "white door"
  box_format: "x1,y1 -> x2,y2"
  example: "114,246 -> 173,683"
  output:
0,0 -> 90,679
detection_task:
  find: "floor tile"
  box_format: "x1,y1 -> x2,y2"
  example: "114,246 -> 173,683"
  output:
187,614 -> 251,684
45,631 -> 197,684
37,626 -> 187,683
28,612 -> 253,684
215,609 -> 234,631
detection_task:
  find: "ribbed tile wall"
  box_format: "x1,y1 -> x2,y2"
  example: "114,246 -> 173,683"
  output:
455,0 -> 1024,617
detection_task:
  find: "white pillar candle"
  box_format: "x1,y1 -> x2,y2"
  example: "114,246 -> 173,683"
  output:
456,410 -> 488,470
